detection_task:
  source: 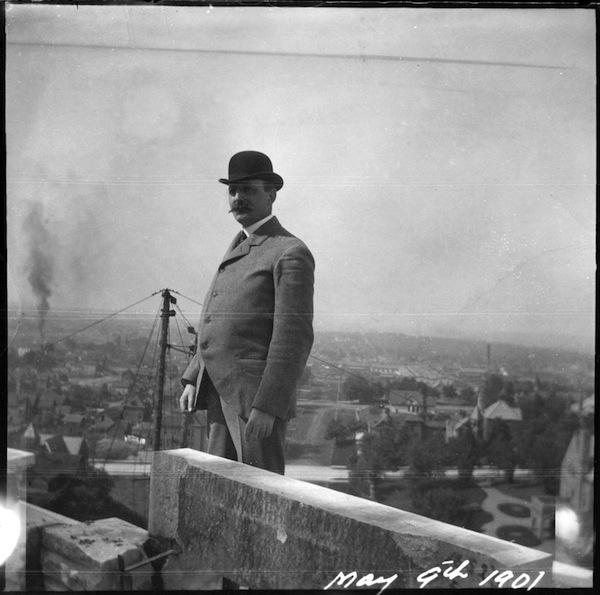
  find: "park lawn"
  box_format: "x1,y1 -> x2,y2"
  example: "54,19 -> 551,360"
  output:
379,479 -> 492,532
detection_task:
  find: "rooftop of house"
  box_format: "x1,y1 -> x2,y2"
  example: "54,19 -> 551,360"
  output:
64,413 -> 85,424
62,436 -> 87,456
570,395 -> 594,415
387,390 -> 423,405
483,399 -> 523,421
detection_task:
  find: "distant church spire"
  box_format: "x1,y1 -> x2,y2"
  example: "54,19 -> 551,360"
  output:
21,422 -> 40,451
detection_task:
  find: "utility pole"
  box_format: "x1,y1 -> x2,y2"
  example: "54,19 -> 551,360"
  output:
153,289 -> 176,451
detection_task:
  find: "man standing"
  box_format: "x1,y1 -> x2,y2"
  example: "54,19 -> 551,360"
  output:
179,151 -> 314,475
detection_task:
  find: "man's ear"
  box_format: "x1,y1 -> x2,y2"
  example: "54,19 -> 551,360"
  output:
269,190 -> 277,204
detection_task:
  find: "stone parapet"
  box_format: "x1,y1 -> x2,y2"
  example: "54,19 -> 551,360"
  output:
6,448 -> 36,500
20,505 -> 153,591
24,503 -> 82,591
5,448 -> 36,591
149,448 -> 553,590
40,517 -> 152,590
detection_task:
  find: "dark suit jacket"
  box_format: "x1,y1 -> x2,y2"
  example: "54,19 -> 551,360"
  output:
181,217 -> 314,421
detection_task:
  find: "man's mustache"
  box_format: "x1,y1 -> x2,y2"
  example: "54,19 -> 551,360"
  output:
229,200 -> 251,213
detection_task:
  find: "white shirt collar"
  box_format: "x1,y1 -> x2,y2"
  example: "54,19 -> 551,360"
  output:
243,214 -> 274,236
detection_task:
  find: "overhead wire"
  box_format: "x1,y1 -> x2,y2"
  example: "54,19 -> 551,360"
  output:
98,303 -> 161,470
173,299 -> 196,329
45,293 -> 160,348
170,289 -> 203,309
171,312 -> 188,357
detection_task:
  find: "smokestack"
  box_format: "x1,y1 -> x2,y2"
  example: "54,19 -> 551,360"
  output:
23,202 -> 54,345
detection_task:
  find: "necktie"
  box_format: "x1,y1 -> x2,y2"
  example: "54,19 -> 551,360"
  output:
233,230 -> 247,249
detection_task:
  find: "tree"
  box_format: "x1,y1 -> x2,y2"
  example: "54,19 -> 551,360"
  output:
502,381 -> 516,405
485,426 -> 519,483
513,388 -> 579,493
325,417 -> 366,444
347,419 -> 411,500
441,384 -> 458,400
360,419 -> 411,473
391,376 -> 436,398
99,383 -> 111,401
47,468 -> 145,527
342,375 -> 380,404
446,428 -> 479,483
459,386 -> 477,405
514,418 -> 576,495
409,480 -> 470,526
47,468 -> 113,519
94,438 -> 137,460
407,435 -> 449,480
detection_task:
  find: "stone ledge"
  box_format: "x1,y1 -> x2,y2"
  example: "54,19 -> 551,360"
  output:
7,448 -> 36,472
41,517 -> 152,590
27,502 -> 83,531
149,448 -> 553,590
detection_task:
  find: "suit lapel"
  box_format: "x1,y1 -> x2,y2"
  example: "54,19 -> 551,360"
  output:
222,238 -> 251,264
220,217 -> 282,266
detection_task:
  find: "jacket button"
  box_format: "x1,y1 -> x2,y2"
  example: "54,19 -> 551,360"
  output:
212,291 -> 218,297
200,341 -> 209,350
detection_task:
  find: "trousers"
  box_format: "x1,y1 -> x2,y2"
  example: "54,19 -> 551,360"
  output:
200,372 -> 287,475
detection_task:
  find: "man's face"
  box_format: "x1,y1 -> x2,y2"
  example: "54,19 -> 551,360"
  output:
227,178 -> 275,227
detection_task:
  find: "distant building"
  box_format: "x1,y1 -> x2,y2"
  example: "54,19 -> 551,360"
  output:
556,415 -> 594,569
435,399 -> 470,417
56,405 -> 73,418
38,389 -> 65,409
39,433 -> 70,455
459,367 -> 488,384
19,424 -> 89,493
570,395 -> 594,416
63,413 -> 86,434
121,369 -> 135,383
423,419 -> 447,440
445,416 -> 472,442
530,495 -> 555,541
386,390 -> 436,417
63,436 -> 89,459
90,418 -> 114,433
122,398 -> 145,423
356,405 -> 388,432
470,399 -> 522,441
21,422 -> 41,451
111,380 -> 131,397
131,421 -> 153,438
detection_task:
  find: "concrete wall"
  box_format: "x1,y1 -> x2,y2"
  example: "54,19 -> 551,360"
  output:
23,503 -> 153,591
5,448 -> 36,590
149,448 -> 553,590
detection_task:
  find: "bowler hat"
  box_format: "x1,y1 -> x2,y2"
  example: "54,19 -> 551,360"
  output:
218,151 -> 284,191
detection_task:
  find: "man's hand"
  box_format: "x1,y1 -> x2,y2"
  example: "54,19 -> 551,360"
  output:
245,408 -> 275,441
179,384 -> 196,412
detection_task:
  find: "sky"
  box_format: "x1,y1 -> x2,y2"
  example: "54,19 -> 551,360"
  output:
5,5 -> 596,351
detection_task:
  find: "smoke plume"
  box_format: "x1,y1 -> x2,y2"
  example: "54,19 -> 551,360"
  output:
23,202 -> 54,344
